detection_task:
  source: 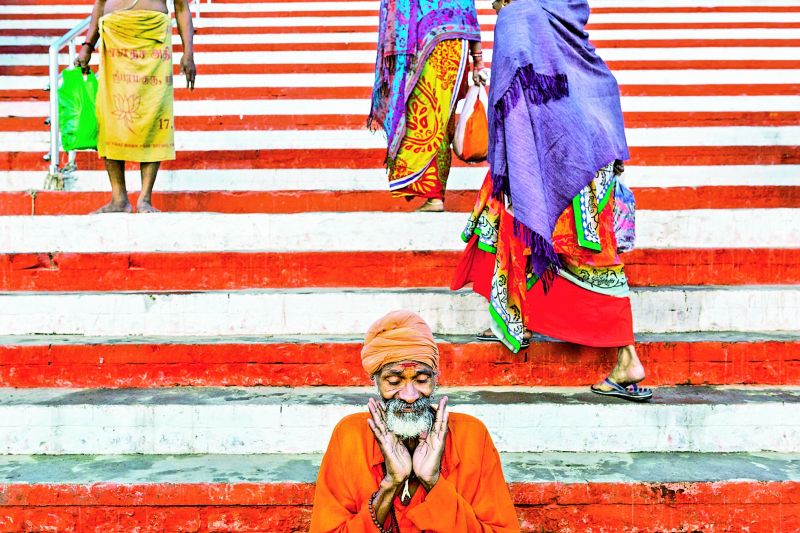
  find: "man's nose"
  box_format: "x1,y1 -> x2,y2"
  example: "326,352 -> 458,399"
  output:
397,382 -> 420,403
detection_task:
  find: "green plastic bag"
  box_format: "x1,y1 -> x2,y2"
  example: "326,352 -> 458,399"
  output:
58,67 -> 99,151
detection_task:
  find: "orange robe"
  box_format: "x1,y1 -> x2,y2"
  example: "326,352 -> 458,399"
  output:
310,412 -> 520,532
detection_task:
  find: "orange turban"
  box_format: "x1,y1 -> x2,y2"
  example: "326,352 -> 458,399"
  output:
361,310 -> 440,376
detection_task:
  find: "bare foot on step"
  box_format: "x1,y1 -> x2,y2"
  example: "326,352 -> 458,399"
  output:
416,199 -> 445,212
91,200 -> 132,214
136,200 -> 161,213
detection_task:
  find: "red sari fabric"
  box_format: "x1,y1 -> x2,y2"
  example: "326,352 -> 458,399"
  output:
452,169 -> 634,350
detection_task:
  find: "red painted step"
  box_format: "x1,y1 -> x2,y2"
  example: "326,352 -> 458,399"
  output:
3,112 -> 798,133
1,335 -> 798,388
3,59 -> 799,78
1,249 -> 798,292
0,481 -> 797,532
2,146 -> 799,172
0,187 -> 797,216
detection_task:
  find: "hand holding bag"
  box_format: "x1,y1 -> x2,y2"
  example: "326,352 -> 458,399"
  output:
453,84 -> 489,163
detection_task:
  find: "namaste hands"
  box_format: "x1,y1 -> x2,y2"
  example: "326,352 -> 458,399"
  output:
368,397 -> 412,484
412,396 -> 449,490
367,396 -> 449,492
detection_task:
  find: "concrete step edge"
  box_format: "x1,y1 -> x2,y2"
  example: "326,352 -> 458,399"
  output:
2,452 -> 799,486
2,331 -> 800,346
3,385 -> 798,406
1,386 -> 798,454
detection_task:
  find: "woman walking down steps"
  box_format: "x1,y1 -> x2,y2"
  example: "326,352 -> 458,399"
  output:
369,0 -> 487,212
451,0 -> 652,402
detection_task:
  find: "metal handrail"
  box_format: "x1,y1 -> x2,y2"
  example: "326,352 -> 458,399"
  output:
45,16 -> 91,186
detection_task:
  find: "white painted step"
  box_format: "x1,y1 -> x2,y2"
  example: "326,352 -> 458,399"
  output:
4,28 -> 800,47
0,386 -> 797,454
0,287 -> 796,336
2,165 -> 798,192
6,127 -> 800,154
3,12 -> 799,31
1,210 -> 797,253
3,0 -> 799,15
1,452 -> 799,484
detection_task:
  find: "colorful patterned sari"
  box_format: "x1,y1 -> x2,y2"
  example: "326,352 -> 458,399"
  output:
387,39 -> 469,199
452,162 -> 635,353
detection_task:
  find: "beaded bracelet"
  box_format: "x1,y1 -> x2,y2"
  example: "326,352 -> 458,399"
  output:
368,491 -> 391,533
81,41 -> 95,50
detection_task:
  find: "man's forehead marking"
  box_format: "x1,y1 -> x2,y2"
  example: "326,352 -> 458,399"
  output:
399,362 -> 418,368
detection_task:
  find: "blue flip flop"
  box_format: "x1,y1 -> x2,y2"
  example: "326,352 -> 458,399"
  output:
591,378 -> 653,402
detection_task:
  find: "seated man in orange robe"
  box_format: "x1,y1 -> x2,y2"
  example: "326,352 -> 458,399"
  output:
310,310 -> 520,532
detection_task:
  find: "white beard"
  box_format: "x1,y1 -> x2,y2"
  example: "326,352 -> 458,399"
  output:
384,397 -> 434,440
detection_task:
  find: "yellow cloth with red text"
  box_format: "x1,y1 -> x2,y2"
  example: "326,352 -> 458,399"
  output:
97,10 -> 175,162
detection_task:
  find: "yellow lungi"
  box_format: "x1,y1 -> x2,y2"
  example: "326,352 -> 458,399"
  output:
97,10 -> 175,162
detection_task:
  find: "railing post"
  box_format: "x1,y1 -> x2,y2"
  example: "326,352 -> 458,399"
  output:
45,16 -> 91,185
67,38 -> 78,169
48,40 -> 60,176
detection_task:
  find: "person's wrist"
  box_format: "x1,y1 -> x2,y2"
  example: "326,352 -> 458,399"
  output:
419,473 -> 440,492
368,490 -> 392,533
81,42 -> 95,50
381,475 -> 404,490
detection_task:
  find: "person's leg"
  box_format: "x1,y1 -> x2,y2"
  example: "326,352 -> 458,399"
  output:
137,161 -> 161,213
593,344 -> 646,390
416,198 -> 445,212
390,40 -> 464,211
416,44 -> 465,214
415,128 -> 453,211
92,159 -> 132,213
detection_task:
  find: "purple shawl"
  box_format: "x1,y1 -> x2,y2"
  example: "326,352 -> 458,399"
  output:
488,0 -> 629,285
369,0 -> 481,160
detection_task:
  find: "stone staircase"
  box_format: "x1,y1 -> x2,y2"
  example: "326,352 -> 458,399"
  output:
1,0 -> 799,531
